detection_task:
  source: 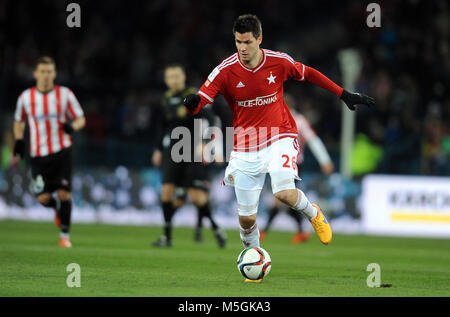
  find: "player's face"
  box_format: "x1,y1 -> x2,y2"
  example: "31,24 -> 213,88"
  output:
235,32 -> 262,64
33,63 -> 56,89
164,67 -> 186,92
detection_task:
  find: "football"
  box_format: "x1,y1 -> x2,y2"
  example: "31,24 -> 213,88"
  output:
237,247 -> 272,280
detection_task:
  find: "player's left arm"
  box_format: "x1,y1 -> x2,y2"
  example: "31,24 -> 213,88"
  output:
13,93 -> 26,159
68,117 -> 86,132
64,89 -> 86,134
63,115 -> 86,134
304,66 -> 375,110
289,59 -> 375,110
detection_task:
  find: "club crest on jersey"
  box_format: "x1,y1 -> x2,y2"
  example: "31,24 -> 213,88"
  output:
267,72 -> 276,84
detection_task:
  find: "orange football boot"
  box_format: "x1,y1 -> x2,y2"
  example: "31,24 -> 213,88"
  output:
58,237 -> 72,248
245,278 -> 263,283
291,232 -> 311,244
310,203 -> 332,245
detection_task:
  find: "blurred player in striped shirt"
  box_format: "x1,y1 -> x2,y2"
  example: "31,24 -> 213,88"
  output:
13,56 -> 85,248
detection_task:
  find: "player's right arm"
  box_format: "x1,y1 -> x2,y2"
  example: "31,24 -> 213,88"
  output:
13,93 -> 26,159
184,66 -> 224,114
307,136 -> 334,175
152,97 -> 168,168
297,114 -> 334,175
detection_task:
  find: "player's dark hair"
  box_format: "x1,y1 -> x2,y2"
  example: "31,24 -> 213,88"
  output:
35,56 -> 56,69
164,63 -> 185,74
233,14 -> 262,39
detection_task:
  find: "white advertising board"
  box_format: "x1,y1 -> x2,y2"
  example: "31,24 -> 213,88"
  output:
362,174 -> 450,238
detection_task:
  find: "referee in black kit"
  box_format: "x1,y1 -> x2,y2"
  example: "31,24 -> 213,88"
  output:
151,64 -> 227,248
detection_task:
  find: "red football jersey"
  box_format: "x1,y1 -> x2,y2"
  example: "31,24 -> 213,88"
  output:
197,49 -> 309,152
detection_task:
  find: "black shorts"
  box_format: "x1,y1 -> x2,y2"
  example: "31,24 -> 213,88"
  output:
161,149 -> 209,192
29,147 -> 72,196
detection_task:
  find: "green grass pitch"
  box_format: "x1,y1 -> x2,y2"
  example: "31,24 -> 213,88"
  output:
0,220 -> 449,297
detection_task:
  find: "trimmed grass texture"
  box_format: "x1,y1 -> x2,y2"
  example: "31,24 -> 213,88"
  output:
0,220 -> 449,297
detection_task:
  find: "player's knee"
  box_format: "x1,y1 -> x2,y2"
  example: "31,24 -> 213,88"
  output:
274,189 -> 297,206
161,184 -> 175,202
57,190 -> 71,201
274,198 -> 284,207
239,214 -> 257,229
37,193 -> 51,206
172,199 -> 185,209
270,170 -> 296,193
190,190 -> 208,207
160,191 -> 173,202
274,190 -> 289,203
192,198 -> 206,208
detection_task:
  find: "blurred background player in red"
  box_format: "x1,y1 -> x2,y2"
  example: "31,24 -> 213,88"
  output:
260,93 -> 335,244
12,56 -> 86,248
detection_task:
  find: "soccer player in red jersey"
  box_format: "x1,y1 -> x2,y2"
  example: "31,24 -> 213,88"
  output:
13,56 -> 85,248
184,15 -> 374,253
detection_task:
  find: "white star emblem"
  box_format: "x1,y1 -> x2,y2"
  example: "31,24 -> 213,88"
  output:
267,73 -> 276,84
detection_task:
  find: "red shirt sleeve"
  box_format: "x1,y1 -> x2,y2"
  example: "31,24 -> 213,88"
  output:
287,60 -> 308,82
192,66 -> 225,114
304,66 -> 343,97
286,57 -> 343,97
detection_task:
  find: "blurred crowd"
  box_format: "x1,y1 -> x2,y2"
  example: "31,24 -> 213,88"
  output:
0,0 -> 448,175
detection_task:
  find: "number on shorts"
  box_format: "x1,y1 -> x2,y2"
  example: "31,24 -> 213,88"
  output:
282,155 -> 290,168
282,155 -> 297,172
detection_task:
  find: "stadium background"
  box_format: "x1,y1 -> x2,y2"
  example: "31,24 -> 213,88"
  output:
0,0 -> 449,234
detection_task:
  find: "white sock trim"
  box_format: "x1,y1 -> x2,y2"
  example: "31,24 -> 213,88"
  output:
293,189 -> 317,220
239,223 -> 258,235
239,223 -> 260,248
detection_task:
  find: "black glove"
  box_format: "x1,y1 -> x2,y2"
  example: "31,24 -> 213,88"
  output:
340,90 -> 375,111
63,123 -> 74,134
13,139 -> 25,159
183,94 -> 201,113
